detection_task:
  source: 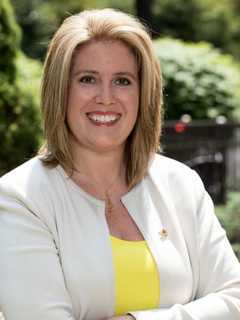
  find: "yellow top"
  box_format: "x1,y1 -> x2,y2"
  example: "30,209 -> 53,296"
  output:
110,236 -> 160,315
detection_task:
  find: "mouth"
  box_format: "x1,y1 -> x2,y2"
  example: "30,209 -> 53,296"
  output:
86,112 -> 121,126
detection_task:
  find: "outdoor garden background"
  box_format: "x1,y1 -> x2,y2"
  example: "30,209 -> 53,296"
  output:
1,0 -> 240,259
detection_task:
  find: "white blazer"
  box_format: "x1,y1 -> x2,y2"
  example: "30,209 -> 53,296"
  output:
0,154 -> 240,320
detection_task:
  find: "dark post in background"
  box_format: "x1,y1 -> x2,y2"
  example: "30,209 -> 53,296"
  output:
136,0 -> 154,34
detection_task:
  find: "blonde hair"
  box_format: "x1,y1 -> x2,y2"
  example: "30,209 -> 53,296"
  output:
39,8 -> 163,188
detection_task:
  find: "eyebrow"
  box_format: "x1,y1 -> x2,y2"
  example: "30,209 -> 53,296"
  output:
115,72 -> 138,80
73,70 -> 138,80
73,70 -> 98,76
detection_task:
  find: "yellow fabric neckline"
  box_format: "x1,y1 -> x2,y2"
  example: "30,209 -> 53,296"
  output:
110,235 -> 146,243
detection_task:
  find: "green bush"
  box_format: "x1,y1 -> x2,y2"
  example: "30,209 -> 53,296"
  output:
197,0 -> 240,60
216,192 -> 240,260
0,0 -> 20,79
2,53 -> 42,171
152,0 -> 201,42
154,38 -> 240,120
11,0 -> 135,60
215,192 -> 240,243
0,0 -> 42,176
151,0 -> 240,61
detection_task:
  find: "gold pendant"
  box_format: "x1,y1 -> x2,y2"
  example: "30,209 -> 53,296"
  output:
105,192 -> 114,215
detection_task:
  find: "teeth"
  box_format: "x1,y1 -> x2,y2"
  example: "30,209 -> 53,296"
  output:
87,113 -> 120,123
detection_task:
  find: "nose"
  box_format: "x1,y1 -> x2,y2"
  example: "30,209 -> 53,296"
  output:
95,82 -> 115,106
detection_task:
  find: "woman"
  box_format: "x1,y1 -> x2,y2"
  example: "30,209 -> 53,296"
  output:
0,8 -> 240,320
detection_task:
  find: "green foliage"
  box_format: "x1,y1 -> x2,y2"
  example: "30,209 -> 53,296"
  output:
11,0 -> 134,60
215,192 -> 240,244
152,0 -> 201,41
151,0 -> 240,61
154,38 -> 240,120
0,54 -> 42,176
0,0 -> 20,80
38,0 -> 134,33
0,0 -> 42,176
215,192 -> 240,260
10,0 -> 240,61
197,0 -> 240,60
11,0 -> 56,59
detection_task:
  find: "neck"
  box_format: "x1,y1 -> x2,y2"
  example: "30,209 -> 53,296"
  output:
70,146 -> 126,188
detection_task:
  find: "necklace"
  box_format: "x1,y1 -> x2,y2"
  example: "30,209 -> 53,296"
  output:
72,166 -> 122,216
104,185 -> 116,215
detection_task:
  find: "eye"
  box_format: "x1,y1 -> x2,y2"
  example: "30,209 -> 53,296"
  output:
79,75 -> 96,84
114,77 -> 131,86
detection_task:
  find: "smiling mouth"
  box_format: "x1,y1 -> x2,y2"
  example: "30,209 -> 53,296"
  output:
86,112 -> 121,125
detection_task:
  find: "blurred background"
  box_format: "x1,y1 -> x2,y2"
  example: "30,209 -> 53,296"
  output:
0,0 -> 240,257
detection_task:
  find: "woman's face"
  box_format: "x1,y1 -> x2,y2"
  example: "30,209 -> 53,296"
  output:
67,40 -> 139,155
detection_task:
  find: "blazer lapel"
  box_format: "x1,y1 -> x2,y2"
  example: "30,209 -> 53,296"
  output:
121,173 -> 193,306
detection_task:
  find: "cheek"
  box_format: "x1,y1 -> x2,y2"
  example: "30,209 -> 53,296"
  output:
130,93 -> 140,117
68,84 -> 94,108
123,89 -> 139,110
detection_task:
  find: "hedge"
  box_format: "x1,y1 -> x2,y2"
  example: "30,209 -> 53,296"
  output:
154,38 -> 240,120
0,0 -> 42,176
216,192 -> 240,260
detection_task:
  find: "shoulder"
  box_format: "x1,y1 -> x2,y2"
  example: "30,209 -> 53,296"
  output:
149,153 -> 196,178
0,157 -> 63,227
148,153 -> 205,203
0,157 -> 59,204
1,157 -> 54,186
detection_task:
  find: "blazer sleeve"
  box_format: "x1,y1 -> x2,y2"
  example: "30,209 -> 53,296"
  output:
130,171 -> 240,320
0,182 -> 77,320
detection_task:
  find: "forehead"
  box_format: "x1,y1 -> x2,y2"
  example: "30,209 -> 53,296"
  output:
71,40 -> 138,72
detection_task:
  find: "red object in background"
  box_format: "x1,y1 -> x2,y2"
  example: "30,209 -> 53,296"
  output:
175,121 -> 187,133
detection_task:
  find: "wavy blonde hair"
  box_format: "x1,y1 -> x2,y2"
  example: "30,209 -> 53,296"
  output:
39,8 -> 163,188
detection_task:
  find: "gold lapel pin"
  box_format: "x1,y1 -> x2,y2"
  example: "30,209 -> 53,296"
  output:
159,228 -> 168,240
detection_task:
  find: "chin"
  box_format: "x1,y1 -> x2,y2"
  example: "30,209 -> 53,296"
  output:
90,141 -> 125,153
